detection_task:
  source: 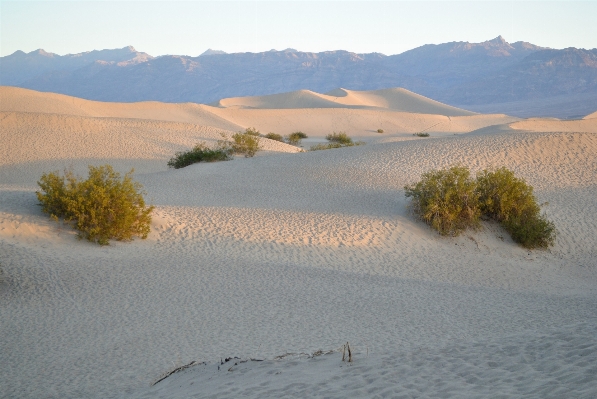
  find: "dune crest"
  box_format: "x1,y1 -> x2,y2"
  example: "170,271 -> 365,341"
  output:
214,87 -> 477,116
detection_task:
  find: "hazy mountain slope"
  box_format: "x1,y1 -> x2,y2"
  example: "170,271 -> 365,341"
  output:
2,37 -> 595,117
0,46 -> 152,86
450,48 -> 597,105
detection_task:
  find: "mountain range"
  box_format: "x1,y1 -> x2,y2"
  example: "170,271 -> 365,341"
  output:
2,36 -> 596,118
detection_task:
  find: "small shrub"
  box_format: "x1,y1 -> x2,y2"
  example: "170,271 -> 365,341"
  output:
309,142 -> 344,151
377,129 -> 384,133
230,131 -> 261,157
414,132 -> 430,137
286,131 -> 308,146
168,142 -> 232,169
326,131 -> 353,145
503,212 -> 556,249
243,127 -> 261,136
36,165 -> 154,245
404,165 -> 480,236
477,167 -> 555,248
264,133 -> 284,142
476,167 -> 538,223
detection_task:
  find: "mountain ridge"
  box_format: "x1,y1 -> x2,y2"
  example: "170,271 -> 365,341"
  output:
2,37 -> 595,117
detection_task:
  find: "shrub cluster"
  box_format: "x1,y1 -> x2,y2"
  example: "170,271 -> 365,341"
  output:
264,132 -> 284,142
377,129 -> 384,133
310,132 -> 365,151
414,132 -> 430,137
286,131 -> 308,146
168,143 -> 232,169
405,165 -> 555,248
36,165 -> 154,245
229,130 -> 261,157
243,127 -> 261,136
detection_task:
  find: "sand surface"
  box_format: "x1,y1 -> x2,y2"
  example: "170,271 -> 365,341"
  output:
1,87 -> 596,398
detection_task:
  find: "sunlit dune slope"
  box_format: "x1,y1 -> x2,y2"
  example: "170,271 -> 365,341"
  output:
214,87 -> 476,116
0,86 -> 517,139
510,117 -> 597,133
0,86 -> 242,130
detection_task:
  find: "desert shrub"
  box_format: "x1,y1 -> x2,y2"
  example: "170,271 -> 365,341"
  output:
476,167 -> 538,223
243,127 -> 261,136
309,132 -> 365,151
503,212 -> 556,249
404,165 -> 481,236
405,165 -> 556,248
286,131 -> 308,146
476,167 -> 555,248
264,132 -> 284,142
414,132 -> 430,137
309,142 -> 344,151
36,165 -> 154,245
377,129 -> 384,133
326,131 -> 353,145
168,142 -> 232,169
229,131 -> 261,157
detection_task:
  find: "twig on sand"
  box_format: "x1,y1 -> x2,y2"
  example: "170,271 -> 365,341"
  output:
152,360 -> 201,386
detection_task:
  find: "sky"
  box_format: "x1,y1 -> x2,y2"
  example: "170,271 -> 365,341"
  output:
1,1 -> 596,57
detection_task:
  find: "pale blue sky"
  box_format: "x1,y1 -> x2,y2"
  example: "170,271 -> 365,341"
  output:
1,1 -> 595,57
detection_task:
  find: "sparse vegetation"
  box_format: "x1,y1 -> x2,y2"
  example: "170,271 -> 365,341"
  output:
377,129 -> 384,133
404,165 -> 480,236
243,127 -> 261,136
405,165 -> 555,248
286,131 -> 308,146
310,132 -> 365,151
264,132 -> 284,142
36,165 -> 154,245
414,132 -> 430,137
230,130 -> 261,157
167,142 -> 232,169
325,131 -> 353,145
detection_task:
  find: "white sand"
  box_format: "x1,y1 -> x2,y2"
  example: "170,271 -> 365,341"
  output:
1,87 -> 596,398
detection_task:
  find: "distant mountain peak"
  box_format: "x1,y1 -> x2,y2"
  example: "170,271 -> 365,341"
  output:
488,35 -> 508,45
200,49 -> 227,56
32,49 -> 54,57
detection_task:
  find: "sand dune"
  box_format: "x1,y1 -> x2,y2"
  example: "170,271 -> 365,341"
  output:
0,86 -> 243,130
0,86 -> 517,141
584,110 -> 597,119
509,117 -> 597,133
215,87 -> 477,116
1,88 -> 596,399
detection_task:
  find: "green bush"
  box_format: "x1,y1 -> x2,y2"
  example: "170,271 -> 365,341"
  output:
243,127 -> 261,136
503,212 -> 555,249
36,165 -> 154,245
286,131 -> 308,146
377,129 -> 384,133
414,132 -> 430,137
326,132 -> 353,145
405,165 -> 480,236
264,132 -> 284,142
168,142 -> 232,169
309,132 -> 365,151
230,131 -> 261,157
476,167 -> 538,223
309,142 -> 345,151
405,165 -> 556,248
476,167 -> 555,248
